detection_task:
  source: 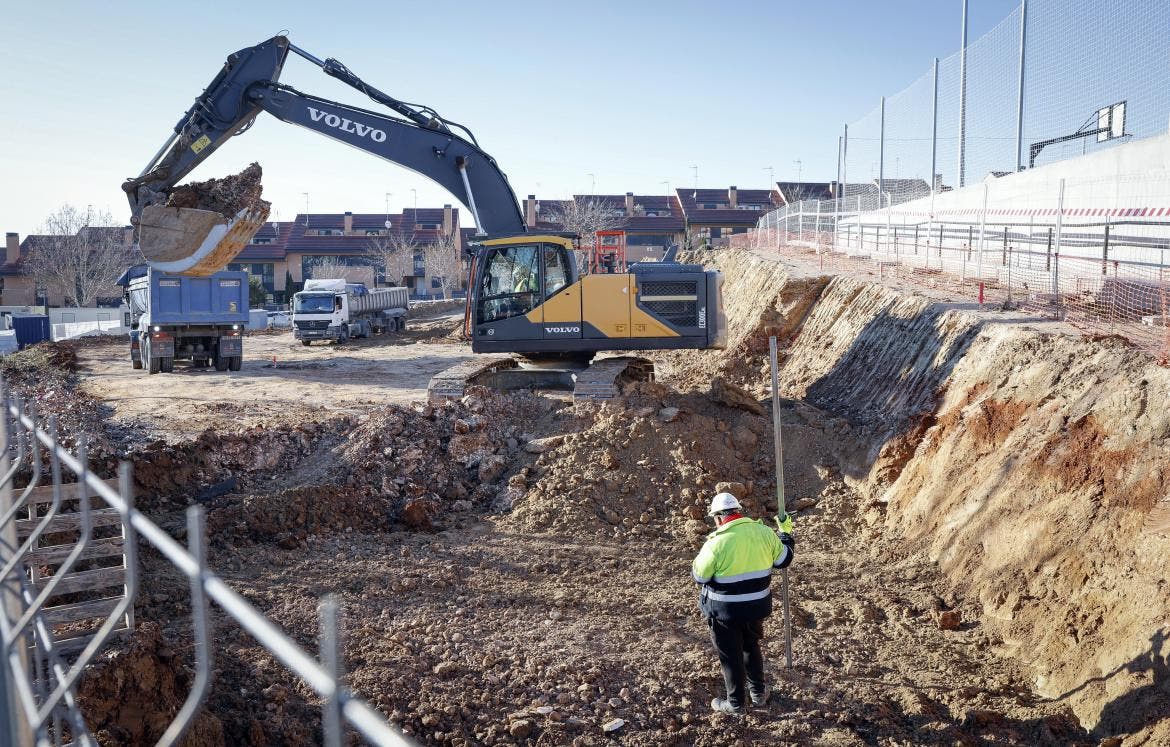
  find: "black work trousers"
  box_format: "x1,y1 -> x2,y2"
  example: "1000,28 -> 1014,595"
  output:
707,616 -> 766,708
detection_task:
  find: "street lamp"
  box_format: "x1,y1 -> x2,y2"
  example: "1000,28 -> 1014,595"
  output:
384,192 -> 393,230
792,160 -> 802,184
763,166 -> 774,188
587,173 -> 596,194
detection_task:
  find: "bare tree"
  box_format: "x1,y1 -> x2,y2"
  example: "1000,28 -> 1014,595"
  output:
309,257 -> 362,282
423,232 -> 463,299
545,198 -> 622,274
24,205 -> 137,307
366,232 -> 416,287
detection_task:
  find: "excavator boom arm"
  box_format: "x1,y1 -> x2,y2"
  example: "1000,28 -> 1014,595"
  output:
123,35 -> 526,237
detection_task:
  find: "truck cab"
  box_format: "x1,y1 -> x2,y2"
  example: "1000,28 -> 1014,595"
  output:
292,279 -> 407,345
292,279 -> 353,344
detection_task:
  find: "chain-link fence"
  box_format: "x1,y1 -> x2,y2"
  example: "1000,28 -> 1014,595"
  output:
744,1 -> 1170,359
744,168 -> 1170,359
837,0 -> 1170,202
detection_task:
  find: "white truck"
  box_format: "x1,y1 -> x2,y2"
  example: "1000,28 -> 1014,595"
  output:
292,279 -> 408,346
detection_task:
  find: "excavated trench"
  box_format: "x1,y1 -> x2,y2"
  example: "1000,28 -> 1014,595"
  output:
60,248 -> 1170,745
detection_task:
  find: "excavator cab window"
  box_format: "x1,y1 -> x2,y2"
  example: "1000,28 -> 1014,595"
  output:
478,244 -> 541,323
543,245 -> 569,299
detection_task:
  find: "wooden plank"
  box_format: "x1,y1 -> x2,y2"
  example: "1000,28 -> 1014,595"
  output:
42,596 -> 123,626
15,508 -> 124,539
18,478 -> 136,508
31,625 -> 129,656
32,566 -> 126,597
23,538 -> 124,567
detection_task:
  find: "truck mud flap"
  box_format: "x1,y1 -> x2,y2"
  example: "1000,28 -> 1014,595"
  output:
150,336 -> 175,357
218,336 -> 243,356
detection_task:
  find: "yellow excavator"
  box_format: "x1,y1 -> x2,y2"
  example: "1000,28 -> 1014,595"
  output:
123,35 -> 726,398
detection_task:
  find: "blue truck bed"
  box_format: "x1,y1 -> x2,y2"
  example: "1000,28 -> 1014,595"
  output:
127,268 -> 250,326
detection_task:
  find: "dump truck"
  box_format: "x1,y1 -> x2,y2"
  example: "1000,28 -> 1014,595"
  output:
120,265 -> 249,373
292,279 -> 408,345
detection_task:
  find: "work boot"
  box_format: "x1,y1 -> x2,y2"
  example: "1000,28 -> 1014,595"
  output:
711,698 -> 745,716
750,686 -> 770,707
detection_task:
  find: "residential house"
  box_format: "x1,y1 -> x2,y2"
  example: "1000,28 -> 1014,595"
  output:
275,205 -> 464,299
676,186 -> 778,244
2,227 -> 135,306
227,220 -> 294,301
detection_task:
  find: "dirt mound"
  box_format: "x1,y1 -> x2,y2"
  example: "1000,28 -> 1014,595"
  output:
1,340 -> 116,461
78,622 -> 224,746
500,381 -> 854,541
651,251 -> 828,395
132,421 -> 339,499
166,162 -> 269,219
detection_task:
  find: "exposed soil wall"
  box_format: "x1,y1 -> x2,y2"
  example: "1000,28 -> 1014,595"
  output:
698,247 -> 1170,742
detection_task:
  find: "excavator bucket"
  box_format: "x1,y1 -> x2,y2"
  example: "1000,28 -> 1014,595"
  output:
137,203 -> 269,277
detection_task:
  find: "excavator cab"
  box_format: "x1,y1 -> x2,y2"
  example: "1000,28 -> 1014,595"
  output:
465,235 -> 580,349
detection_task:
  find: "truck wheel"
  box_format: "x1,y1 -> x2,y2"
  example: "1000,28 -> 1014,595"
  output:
228,356 -> 242,372
215,357 -> 229,372
160,357 -> 174,373
301,340 -> 312,347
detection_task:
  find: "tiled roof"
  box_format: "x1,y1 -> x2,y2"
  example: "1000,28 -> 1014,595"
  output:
236,221 -> 294,261
569,194 -> 685,232
676,189 -> 773,225
283,211 -> 459,255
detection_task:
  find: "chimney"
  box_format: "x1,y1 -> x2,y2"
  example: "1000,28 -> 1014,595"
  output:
625,192 -> 635,217
123,225 -> 135,246
728,186 -> 738,208
442,204 -> 453,235
525,195 -> 537,228
5,233 -> 18,265
343,211 -> 353,234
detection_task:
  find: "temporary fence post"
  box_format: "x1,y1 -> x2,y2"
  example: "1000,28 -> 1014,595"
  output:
1102,221 -> 1111,276
1046,227 -> 1053,272
1007,244 -> 1014,306
815,200 -> 822,245
1002,226 -> 1009,266
1053,178 -> 1065,304
938,223 -> 945,269
977,182 -> 989,283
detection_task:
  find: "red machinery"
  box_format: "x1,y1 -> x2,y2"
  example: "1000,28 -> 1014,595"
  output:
591,230 -> 627,273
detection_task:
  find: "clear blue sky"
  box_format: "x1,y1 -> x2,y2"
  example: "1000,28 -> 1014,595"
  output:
0,0 -> 1019,236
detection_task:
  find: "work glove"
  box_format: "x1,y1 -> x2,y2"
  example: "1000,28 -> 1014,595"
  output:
774,512 -> 794,536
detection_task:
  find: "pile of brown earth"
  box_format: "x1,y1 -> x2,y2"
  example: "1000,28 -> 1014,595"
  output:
0,340 -> 117,461
165,162 -> 270,219
501,380 -> 854,542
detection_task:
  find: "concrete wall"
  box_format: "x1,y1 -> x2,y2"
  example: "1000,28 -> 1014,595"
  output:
48,306 -> 128,325
850,130 -> 1170,224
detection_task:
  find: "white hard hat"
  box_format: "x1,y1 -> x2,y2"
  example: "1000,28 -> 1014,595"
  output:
708,492 -> 742,516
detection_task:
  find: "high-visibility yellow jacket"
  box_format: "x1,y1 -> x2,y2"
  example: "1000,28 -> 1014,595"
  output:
692,516 -> 793,621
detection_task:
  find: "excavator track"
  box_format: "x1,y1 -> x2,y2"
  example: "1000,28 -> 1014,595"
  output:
572,356 -> 655,400
427,355 -> 518,403
427,355 -> 655,403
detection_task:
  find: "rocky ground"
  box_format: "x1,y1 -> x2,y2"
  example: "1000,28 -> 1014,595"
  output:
15,249 -> 1164,745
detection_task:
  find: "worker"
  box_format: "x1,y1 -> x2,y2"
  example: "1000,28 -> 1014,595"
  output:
691,492 -> 795,716
512,263 -> 537,294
